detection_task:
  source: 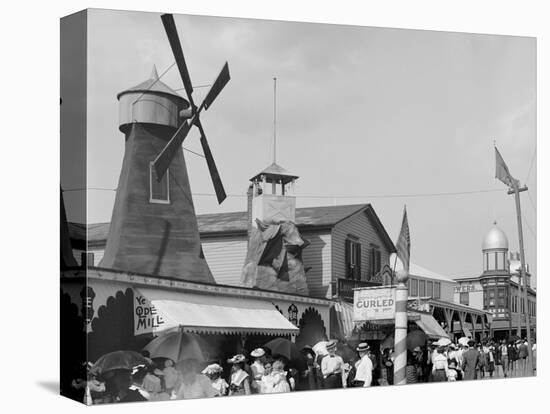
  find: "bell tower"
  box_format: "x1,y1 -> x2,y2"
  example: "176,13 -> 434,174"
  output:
99,66 -> 215,283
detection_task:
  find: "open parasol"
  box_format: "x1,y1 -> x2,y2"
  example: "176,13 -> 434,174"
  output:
263,338 -> 305,369
406,330 -> 427,351
92,350 -> 151,376
143,330 -> 205,363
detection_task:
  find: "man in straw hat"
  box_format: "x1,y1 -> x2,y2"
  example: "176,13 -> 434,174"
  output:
352,343 -> 373,387
320,340 -> 345,389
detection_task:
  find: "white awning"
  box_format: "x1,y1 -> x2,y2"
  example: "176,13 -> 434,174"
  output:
414,313 -> 449,339
134,287 -> 299,336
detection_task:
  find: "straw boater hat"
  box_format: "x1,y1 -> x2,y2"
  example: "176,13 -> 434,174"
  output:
326,339 -> 337,352
250,348 -> 266,358
356,343 -> 370,353
228,354 -> 246,364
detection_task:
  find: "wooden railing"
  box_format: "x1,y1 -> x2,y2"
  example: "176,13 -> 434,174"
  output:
336,278 -> 381,302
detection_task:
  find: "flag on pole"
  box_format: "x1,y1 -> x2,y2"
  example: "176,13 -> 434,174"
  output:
495,146 -> 516,188
396,207 -> 410,272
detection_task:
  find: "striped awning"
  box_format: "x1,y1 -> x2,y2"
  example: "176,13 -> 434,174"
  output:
134,287 -> 299,336
331,302 -> 436,340
414,312 -> 449,339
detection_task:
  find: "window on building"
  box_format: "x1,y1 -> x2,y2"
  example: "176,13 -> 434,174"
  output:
497,288 -> 506,308
410,278 -> 418,296
434,282 -> 441,299
149,162 -> 170,204
427,281 -> 433,297
460,292 -> 469,306
345,237 -> 361,280
521,298 -> 525,314
419,280 -> 426,297
369,247 -> 382,279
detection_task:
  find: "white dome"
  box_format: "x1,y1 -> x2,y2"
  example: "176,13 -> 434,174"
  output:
482,222 -> 509,250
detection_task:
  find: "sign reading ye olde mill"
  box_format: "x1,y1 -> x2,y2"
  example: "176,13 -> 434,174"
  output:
353,286 -> 396,321
134,294 -> 165,335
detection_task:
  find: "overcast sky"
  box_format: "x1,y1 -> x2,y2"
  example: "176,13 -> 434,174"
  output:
65,8 -> 536,282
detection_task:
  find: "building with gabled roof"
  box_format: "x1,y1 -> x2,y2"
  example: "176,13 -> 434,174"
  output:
69,202 -> 397,300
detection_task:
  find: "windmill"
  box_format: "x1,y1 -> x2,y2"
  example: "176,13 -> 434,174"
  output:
153,13 -> 230,204
99,14 -> 231,282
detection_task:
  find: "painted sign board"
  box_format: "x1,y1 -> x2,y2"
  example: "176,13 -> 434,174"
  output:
353,286 -> 396,321
134,293 -> 165,335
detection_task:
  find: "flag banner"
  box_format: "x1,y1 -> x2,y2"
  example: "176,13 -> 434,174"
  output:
495,147 -> 516,188
396,207 -> 410,272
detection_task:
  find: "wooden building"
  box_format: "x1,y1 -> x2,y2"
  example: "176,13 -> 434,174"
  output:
70,202 -> 397,302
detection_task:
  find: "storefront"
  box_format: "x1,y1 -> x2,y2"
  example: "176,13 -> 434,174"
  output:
331,286 -> 449,348
61,267 -> 333,367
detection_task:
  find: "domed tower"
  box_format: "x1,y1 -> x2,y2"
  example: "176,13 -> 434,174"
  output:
482,221 -> 509,274
99,66 -> 215,283
480,221 -> 511,320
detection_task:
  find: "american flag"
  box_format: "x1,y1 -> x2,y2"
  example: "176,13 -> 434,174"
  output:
495,146 -> 517,188
396,206 -> 410,272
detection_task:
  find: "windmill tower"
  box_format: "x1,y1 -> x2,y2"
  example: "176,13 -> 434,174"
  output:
99,66 -> 213,281
100,15 -> 231,282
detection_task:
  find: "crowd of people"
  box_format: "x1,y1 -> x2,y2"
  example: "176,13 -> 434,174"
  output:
404,338 -> 536,383
70,336 -> 536,404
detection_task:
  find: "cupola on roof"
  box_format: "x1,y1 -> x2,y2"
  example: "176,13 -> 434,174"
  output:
249,162 -> 299,185
482,221 -> 509,251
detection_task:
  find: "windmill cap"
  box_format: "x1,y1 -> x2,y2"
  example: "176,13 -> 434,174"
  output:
116,64 -> 189,106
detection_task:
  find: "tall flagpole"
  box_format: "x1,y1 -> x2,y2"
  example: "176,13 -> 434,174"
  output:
273,77 -> 277,164
508,180 -> 534,376
393,206 -> 410,385
495,145 -> 534,376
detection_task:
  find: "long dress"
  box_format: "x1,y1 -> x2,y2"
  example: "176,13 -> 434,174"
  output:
229,370 -> 250,396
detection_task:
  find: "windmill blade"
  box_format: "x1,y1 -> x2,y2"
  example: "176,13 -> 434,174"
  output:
203,62 -> 230,111
161,14 -> 195,107
153,117 -> 195,180
198,128 -> 226,204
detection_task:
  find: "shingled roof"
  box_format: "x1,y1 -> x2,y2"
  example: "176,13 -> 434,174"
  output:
69,203 -> 396,252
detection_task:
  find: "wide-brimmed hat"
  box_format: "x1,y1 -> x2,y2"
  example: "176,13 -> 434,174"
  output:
228,354 -> 246,364
201,363 -> 223,375
326,339 -> 337,351
250,348 -> 266,358
356,342 -> 370,353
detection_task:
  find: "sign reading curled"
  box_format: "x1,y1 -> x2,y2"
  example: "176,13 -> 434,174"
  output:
353,287 -> 396,321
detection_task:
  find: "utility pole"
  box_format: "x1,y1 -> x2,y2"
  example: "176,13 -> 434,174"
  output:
508,182 -> 534,376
